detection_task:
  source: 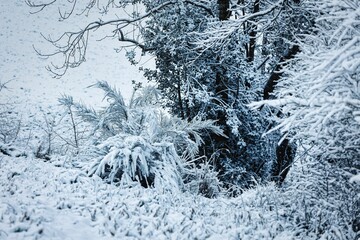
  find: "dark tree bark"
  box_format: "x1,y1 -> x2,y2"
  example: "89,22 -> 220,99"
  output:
247,0 -> 260,63
211,0 -> 231,171
215,0 -> 231,122
218,0 -> 231,21
264,45 -> 300,100
273,139 -> 296,184
264,44 -> 300,185
215,0 -> 230,103
177,80 -> 185,119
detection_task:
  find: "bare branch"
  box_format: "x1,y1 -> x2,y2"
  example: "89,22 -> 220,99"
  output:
32,0 -> 175,77
27,0 -> 123,19
26,0 -> 57,14
58,0 -> 77,20
0,80 -> 12,92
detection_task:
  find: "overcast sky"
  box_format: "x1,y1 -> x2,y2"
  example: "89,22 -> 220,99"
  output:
0,1 -> 153,110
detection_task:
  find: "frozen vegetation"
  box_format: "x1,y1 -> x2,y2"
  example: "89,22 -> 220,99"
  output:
0,0 -> 359,239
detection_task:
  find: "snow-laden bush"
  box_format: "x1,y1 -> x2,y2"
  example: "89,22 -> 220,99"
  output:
0,81 -> 28,157
0,81 -> 21,146
60,81 -> 223,190
280,155 -> 359,239
184,159 -> 223,198
86,134 -> 184,190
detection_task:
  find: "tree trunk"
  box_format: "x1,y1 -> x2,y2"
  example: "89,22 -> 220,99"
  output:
177,80 -> 185,119
264,45 -> 300,185
215,0 -> 230,117
212,0 -> 231,169
247,0 -> 260,63
218,0 -> 230,21
264,45 -> 300,100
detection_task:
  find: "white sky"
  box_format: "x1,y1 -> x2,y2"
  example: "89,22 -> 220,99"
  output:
0,1 -> 153,111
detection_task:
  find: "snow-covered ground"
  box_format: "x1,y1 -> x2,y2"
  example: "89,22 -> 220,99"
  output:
0,155 -> 296,239
0,156 -> 111,240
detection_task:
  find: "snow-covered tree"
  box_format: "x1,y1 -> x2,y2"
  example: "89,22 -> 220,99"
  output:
181,0 -> 313,187
250,0 -> 360,235
253,0 -> 360,167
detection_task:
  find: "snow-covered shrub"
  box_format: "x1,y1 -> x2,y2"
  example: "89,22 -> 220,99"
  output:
0,82 -> 21,145
0,110 -> 21,145
184,160 -> 223,198
28,106 -> 91,161
86,134 -> 184,189
279,156 -> 359,239
0,82 -> 27,157
203,103 -> 280,194
63,81 -> 223,190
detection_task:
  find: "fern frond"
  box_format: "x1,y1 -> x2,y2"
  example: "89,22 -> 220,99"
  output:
95,81 -> 128,121
58,94 -> 74,107
72,102 -> 99,124
131,85 -> 162,107
59,95 -> 99,126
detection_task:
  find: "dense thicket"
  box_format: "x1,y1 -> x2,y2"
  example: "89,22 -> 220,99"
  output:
134,0 -> 315,189
27,0 -> 359,217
